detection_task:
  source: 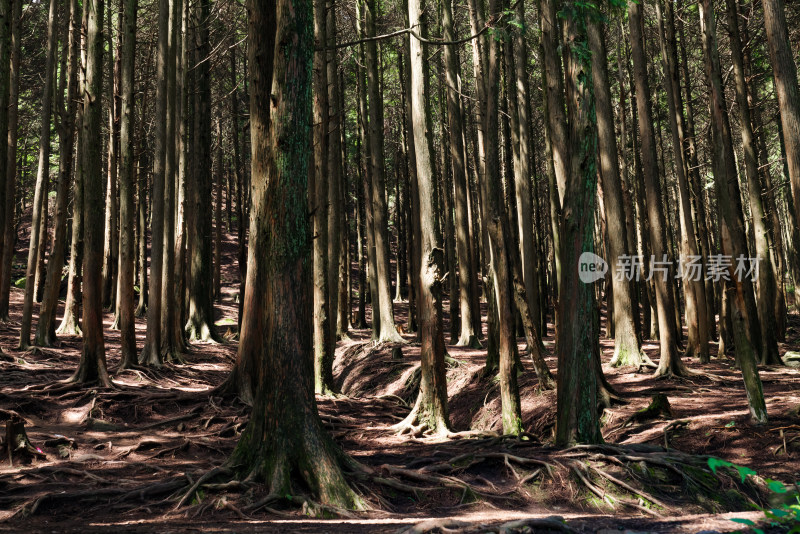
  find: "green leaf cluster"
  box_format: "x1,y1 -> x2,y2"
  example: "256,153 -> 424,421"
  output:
708,457 -> 800,533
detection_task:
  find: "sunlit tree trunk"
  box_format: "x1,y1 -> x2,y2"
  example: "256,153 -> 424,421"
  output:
312,0 -> 334,394
588,18 -> 648,369
141,0 -> 170,366
761,0 -> 800,255
364,0 -> 403,343
36,0 -> 81,347
395,0 -> 450,436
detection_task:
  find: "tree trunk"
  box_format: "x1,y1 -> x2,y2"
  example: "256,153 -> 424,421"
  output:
141,0 -> 170,366
36,0 -> 80,347
0,0 -> 19,322
588,18 -> 648,369
102,12 -> 119,312
0,0 -> 10,330
312,0 -> 334,394
725,0 -> 781,365
213,119 -> 223,300
364,0 -> 402,343
629,0 -> 685,377
326,0 -> 343,342
655,0 -> 709,363
483,0 -> 521,436
442,0 -> 479,348
116,0 -> 137,368
185,0 -> 217,343
19,0 -> 57,349
71,0 -> 111,386
555,4 -> 602,447
226,0 -> 363,509
762,0 -> 800,262
699,0 -> 767,423
396,0 -> 450,436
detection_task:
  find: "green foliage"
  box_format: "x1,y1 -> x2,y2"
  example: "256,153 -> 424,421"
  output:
14,277 -> 24,289
708,457 -> 800,533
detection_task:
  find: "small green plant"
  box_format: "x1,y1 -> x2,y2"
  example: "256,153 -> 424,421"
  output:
708,457 -> 800,533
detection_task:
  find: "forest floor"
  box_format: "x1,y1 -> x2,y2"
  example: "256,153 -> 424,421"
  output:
1,231 -> 799,533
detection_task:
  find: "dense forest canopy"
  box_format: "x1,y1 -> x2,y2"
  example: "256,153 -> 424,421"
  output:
0,0 -> 800,531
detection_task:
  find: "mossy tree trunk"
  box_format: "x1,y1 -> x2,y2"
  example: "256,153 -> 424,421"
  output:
227,0 -> 363,508
555,3 -> 602,447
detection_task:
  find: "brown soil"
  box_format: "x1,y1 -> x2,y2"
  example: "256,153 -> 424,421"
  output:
1,230 -> 799,533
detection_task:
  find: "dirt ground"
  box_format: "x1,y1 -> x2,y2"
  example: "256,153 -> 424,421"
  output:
1,230 -> 799,533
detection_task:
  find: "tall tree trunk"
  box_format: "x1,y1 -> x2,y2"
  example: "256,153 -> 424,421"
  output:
58,1 -> 86,337
629,0 -> 685,377
726,0 -> 781,365
0,0 -> 18,322
36,0 -> 80,346
364,0 -> 402,343
141,0 -> 170,366
441,0 -> 479,347
160,0 -> 184,358
655,0 -> 709,362
116,0 -> 137,368
226,0 -> 363,509
588,18 -> 649,369
699,0 -> 767,423
677,9 -> 716,341
510,0 -> 541,342
326,0 -> 343,342
102,12 -> 119,311
483,0 -> 521,436
556,3 -> 602,447
762,0 -> 800,255
0,0 -> 9,330
396,0 -> 450,436
71,0 -> 110,386
134,136 -> 148,317
312,0 -> 334,394
185,0 -> 217,343
213,119 -> 223,300
19,0 -> 57,349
